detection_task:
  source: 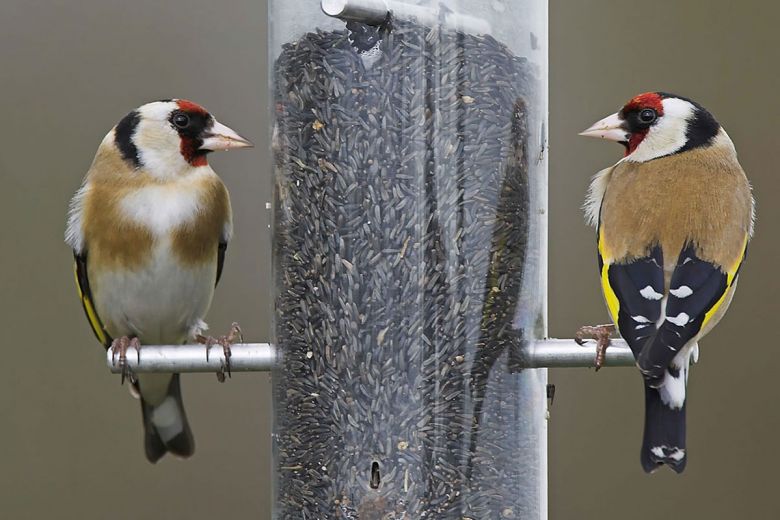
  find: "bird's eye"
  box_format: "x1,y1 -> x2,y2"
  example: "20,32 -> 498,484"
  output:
173,113 -> 190,129
639,108 -> 657,124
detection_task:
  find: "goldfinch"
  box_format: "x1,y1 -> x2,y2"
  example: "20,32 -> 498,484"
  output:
65,99 -> 252,463
579,92 -> 754,473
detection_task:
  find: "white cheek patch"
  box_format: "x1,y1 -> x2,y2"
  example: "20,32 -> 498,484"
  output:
134,101 -> 192,179
135,122 -> 189,178
625,98 -> 696,163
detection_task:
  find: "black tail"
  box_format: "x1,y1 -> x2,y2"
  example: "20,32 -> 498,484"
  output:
139,374 -> 194,463
641,382 -> 686,473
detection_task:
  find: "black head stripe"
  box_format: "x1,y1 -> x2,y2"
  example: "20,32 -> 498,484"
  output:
114,110 -> 141,168
656,93 -> 721,153
679,107 -> 720,153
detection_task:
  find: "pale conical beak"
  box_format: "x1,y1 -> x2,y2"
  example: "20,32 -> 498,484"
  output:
579,112 -> 629,142
200,120 -> 253,151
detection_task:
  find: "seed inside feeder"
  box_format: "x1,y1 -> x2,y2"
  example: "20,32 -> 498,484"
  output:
273,15 -> 543,519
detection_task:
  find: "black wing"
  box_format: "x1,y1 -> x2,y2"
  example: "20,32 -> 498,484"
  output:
636,243 -> 741,385
600,244 -> 665,358
215,241 -> 227,287
73,252 -> 112,348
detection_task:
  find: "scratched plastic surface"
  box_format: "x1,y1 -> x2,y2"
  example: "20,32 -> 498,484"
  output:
269,1 -> 548,518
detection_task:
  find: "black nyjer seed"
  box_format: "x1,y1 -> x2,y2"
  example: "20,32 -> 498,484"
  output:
272,17 -> 544,519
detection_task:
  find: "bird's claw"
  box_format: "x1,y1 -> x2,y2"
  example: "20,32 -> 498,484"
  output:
110,336 -> 140,385
197,322 -> 242,382
575,324 -> 615,371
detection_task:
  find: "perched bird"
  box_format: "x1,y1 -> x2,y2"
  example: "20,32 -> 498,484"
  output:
65,99 -> 252,462
579,92 -> 754,473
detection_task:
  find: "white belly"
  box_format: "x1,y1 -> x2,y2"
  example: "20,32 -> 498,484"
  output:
92,241 -> 216,344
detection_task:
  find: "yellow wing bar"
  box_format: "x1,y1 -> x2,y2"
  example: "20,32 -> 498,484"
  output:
702,234 -> 748,330
73,257 -> 111,347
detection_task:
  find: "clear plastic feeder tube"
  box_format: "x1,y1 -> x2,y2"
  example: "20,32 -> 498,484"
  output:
269,0 -> 548,518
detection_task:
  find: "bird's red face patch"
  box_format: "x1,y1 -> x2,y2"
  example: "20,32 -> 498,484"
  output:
176,99 -> 209,116
174,100 -> 211,167
620,92 -> 665,155
621,92 -> 665,116
180,139 -> 208,167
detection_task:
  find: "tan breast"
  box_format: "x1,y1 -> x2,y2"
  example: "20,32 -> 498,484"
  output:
170,177 -> 230,266
82,144 -> 231,272
82,148 -> 155,270
599,142 -> 752,270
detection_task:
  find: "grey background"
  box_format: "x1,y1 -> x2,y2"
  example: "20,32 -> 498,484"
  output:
1,1 -> 777,518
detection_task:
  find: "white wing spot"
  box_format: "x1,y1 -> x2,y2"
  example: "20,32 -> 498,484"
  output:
640,285 -> 663,300
666,312 -> 690,327
650,445 -> 686,461
632,315 -> 651,323
670,285 -> 693,298
668,448 -> 685,461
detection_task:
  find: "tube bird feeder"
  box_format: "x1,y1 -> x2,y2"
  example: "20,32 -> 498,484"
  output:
269,1 -> 549,518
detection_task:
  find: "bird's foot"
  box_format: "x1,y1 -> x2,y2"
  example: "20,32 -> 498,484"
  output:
574,324 -> 615,371
196,322 -> 243,382
109,336 -> 140,385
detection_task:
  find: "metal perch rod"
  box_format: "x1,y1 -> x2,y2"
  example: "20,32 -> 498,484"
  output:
106,343 -> 277,374
520,338 -> 633,368
106,339 -> 633,373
